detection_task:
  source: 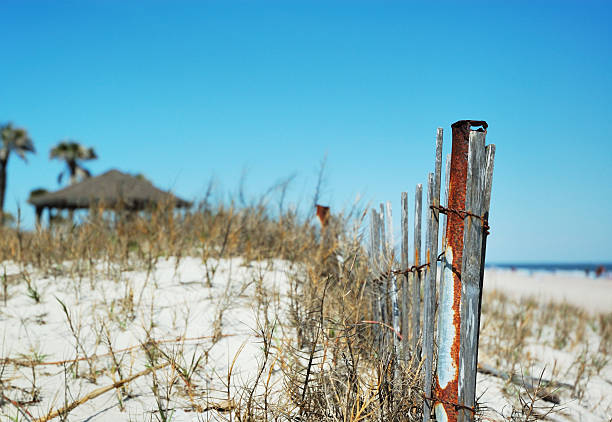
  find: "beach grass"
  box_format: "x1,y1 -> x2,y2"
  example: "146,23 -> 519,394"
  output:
0,198 -> 610,421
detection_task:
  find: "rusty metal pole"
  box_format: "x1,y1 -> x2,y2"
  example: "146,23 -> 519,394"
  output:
434,120 -> 487,422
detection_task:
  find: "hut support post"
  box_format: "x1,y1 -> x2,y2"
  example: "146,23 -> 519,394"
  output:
35,207 -> 43,228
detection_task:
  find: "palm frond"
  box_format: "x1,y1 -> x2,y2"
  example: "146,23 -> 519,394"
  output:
50,140 -> 97,161
1,123 -> 35,161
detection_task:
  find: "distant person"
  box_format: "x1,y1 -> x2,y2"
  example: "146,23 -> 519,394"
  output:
595,265 -> 605,278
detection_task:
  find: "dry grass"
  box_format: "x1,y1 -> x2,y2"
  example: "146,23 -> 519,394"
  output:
0,196 -> 609,421
0,194 -> 427,422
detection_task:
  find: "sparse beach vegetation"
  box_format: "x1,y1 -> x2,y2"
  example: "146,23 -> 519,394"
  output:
0,192 -> 610,421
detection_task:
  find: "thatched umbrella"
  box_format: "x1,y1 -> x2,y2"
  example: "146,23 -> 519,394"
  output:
28,169 -> 191,224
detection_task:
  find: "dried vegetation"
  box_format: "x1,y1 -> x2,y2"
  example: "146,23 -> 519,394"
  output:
0,193 -> 610,421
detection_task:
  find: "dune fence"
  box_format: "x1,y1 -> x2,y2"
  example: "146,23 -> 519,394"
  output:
366,120 -> 495,422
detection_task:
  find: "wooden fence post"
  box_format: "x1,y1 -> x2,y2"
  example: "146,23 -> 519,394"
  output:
379,204 -> 387,259
457,142 -> 495,421
477,145 -> 496,341
422,128 -> 443,422
411,184 -> 423,357
386,202 -> 402,355
370,208 -> 382,351
379,204 -> 391,350
401,192 -> 410,358
457,129 -> 487,421
442,153 -> 451,247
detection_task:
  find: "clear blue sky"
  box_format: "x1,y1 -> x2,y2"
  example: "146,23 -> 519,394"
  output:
1,0 -> 611,263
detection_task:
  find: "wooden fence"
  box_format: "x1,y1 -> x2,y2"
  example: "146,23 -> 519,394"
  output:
367,121 -> 495,422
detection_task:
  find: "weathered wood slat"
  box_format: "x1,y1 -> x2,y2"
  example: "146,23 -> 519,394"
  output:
370,208 -> 382,350
411,183 -> 423,356
377,206 -> 391,350
386,201 -> 394,256
457,130 -> 487,422
386,202 -> 402,353
476,145 -> 496,357
422,128 -> 444,422
479,145 -> 496,297
441,153 -> 451,247
371,208 -> 381,269
401,192 -> 410,357
379,203 -> 387,261
466,144 -> 495,416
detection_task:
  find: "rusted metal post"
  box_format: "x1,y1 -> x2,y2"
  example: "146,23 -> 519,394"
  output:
316,204 -> 330,227
434,120 -> 487,422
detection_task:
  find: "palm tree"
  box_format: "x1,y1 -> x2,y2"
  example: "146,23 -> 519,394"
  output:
50,140 -> 97,185
0,123 -> 35,222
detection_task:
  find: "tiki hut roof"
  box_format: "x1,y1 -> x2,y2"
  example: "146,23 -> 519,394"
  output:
28,169 -> 191,210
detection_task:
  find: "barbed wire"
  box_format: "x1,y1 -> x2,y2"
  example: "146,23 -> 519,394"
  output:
371,252 -> 446,283
422,393 -> 477,415
430,204 -> 490,235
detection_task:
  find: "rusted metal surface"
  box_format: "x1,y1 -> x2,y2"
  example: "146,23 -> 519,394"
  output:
316,204 -> 330,227
434,120 -> 487,422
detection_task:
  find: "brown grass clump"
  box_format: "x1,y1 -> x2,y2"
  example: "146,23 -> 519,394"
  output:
276,221 -> 425,422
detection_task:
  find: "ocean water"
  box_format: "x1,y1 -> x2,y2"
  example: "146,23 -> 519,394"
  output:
486,262 -> 612,278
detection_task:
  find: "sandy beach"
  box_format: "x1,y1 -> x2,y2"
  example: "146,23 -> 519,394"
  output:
484,269 -> 612,314
478,269 -> 612,421
0,259 -> 610,421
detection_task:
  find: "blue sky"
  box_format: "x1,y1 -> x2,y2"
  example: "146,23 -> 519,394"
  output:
1,0 -> 611,263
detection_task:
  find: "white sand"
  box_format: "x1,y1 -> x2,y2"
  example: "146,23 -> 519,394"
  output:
477,269 -> 612,422
1,261 -> 610,421
0,257 -> 292,421
484,269 -> 612,314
